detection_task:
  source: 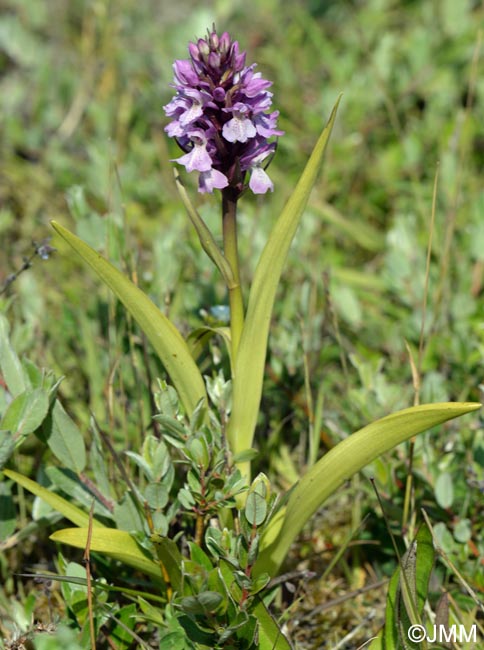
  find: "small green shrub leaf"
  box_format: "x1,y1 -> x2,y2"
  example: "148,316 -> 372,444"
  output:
435,472 -> 454,509
145,482 -> 169,511
0,314 -> 26,397
245,491 -> 267,526
1,388 -> 49,437
0,432 -> 16,470
41,400 -> 86,473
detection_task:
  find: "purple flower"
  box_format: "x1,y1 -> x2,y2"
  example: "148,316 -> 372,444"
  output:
164,27 -> 283,195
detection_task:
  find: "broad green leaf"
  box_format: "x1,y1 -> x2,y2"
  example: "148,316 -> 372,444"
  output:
51,221 -> 207,417
227,99 -> 341,464
255,401 -> 480,578
0,314 -> 26,397
3,469 -> 105,529
41,400 -> 86,473
50,527 -> 161,581
1,388 -> 49,437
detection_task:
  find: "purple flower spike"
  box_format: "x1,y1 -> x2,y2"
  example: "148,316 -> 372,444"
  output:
164,27 -> 283,195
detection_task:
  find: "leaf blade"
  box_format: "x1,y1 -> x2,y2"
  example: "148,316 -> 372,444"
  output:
227,99 -> 341,460
255,401 -> 481,577
50,221 -> 207,417
50,527 -> 161,581
3,468 -> 105,529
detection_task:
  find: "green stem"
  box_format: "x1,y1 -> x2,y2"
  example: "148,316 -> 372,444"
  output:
222,188 -> 244,362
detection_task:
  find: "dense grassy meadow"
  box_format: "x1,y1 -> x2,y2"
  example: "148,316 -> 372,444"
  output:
1,0 -> 483,648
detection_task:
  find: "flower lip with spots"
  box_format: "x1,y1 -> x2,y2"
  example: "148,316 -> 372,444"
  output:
164,27 -> 283,195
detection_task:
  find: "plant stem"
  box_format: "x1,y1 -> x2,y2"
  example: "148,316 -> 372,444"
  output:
222,188 -> 244,362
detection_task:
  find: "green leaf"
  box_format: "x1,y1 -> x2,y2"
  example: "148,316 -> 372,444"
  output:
245,491 -> 267,526
114,492 -> 146,533
177,614 -> 217,646
227,99 -> 341,464
220,558 -> 293,649
50,220 -> 207,417
3,468 -> 105,529
188,541 -> 213,571
0,314 -> 26,397
50,527 -> 162,581
254,597 -> 294,650
1,388 -> 49,437
0,480 -> 16,540
174,169 -> 235,289
41,400 -> 86,473
434,472 -> 454,509
0,388 -> 49,468
232,448 -> 259,463
150,534 -> 183,593
255,401 -> 480,578
144,482 -> 169,511
187,326 -> 232,370
45,466 -> 112,519
109,603 -> 138,650
385,522 -> 435,650
0,432 -> 16,469
180,591 -> 223,614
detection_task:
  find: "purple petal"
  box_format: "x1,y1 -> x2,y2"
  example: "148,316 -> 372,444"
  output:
249,166 -> 273,194
164,120 -> 185,137
222,107 -> 257,143
173,132 -> 213,172
254,111 -> 284,138
199,169 -> 229,193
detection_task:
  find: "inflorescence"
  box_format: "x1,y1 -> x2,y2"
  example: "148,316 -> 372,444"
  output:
164,28 -> 283,195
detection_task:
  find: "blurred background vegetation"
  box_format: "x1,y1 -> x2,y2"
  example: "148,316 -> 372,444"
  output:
1,0 -> 483,647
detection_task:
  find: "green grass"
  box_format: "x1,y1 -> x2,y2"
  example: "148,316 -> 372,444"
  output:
1,0 -> 483,648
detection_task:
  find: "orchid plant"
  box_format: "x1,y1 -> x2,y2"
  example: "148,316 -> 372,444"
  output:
4,27 -> 480,649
